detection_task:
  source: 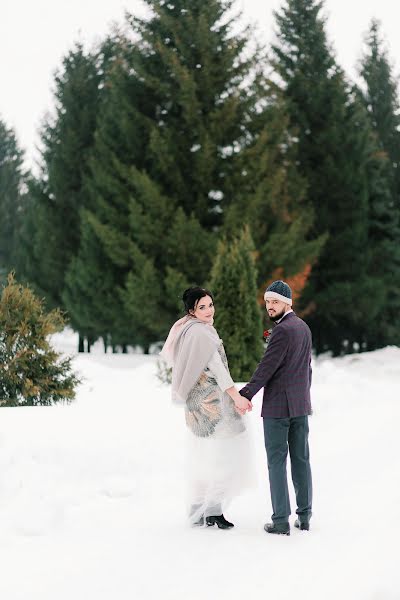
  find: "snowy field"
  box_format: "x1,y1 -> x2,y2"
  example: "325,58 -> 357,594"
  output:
0,329 -> 399,600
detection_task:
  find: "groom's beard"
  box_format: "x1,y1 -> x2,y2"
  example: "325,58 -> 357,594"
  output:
268,308 -> 286,322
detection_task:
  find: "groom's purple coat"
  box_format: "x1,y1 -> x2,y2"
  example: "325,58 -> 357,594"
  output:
240,312 -> 312,418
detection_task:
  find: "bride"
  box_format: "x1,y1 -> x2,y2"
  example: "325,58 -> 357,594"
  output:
160,286 -> 254,529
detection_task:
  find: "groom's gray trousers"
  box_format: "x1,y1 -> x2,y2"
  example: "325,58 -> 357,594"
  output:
263,416 -> 312,524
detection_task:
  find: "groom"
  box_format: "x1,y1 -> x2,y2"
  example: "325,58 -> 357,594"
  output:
239,280 -> 313,535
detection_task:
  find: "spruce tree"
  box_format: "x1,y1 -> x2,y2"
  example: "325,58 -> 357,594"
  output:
63,210 -> 114,351
0,119 -> 25,281
360,20 -> 400,208
63,37 -> 152,351
363,129 -> 400,349
23,42 -> 108,349
126,0 -> 265,223
76,0 -> 271,350
272,0 -> 376,353
0,274 -> 80,406
63,0 -> 324,351
359,22 -> 400,347
210,228 -> 263,381
223,90 -> 325,295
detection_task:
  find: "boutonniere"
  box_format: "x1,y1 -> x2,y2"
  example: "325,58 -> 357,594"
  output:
263,329 -> 272,345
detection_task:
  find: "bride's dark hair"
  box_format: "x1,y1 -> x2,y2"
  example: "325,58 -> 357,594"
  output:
182,287 -> 214,314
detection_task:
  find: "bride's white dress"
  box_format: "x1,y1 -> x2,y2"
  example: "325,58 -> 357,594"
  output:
184,348 -> 256,524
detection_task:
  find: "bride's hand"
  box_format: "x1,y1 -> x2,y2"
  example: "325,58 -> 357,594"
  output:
234,395 -> 252,415
226,386 -> 252,415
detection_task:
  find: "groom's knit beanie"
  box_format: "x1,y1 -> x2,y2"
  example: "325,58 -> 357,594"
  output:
264,280 -> 292,306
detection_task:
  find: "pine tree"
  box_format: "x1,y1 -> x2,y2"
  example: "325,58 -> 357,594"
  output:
359,22 -> 400,347
0,274 -> 80,406
63,210 -> 114,351
363,131 -> 400,348
272,0 -> 376,354
360,20 -> 400,208
23,42 -> 108,349
127,0 -> 259,225
210,228 -> 263,381
63,36 -> 152,351
0,118 -> 25,281
76,0 -> 272,350
223,90 -> 325,297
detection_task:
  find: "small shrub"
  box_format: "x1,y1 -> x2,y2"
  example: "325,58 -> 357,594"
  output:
0,273 -> 80,406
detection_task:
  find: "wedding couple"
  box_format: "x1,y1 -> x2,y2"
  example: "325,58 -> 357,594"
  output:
160,281 -> 312,535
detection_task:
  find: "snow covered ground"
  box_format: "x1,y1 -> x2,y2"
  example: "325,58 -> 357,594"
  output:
0,330 -> 399,600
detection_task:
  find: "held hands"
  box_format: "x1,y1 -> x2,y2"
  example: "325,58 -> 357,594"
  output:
226,386 -> 253,416
234,394 -> 252,416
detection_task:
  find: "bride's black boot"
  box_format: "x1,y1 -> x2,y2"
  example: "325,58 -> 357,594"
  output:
206,515 -> 234,529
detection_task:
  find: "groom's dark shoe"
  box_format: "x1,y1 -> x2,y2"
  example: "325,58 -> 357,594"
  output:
206,515 -> 234,529
294,518 -> 310,531
264,522 -> 290,536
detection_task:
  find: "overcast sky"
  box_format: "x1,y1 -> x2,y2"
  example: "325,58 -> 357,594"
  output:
2,0 -> 400,167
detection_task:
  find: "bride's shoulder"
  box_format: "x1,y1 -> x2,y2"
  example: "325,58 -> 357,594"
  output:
183,319 -> 203,337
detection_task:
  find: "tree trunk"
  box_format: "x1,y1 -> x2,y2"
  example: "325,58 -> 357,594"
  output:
78,334 -> 85,353
87,335 -> 95,353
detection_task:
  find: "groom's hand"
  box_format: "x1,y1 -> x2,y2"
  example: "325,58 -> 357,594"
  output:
234,395 -> 252,415
226,386 -> 253,415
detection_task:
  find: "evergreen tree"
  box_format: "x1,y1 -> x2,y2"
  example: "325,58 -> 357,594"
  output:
61,0 -> 323,351
0,274 -> 80,406
129,0 -> 258,226
23,42 -> 109,349
363,129 -> 400,348
63,36 -> 153,351
0,118 -> 25,281
359,23 -> 400,347
210,228 -> 263,380
223,89 -> 325,295
76,0 -> 273,350
63,210 -> 113,351
360,20 -> 400,208
272,0 -> 377,354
